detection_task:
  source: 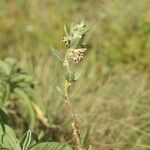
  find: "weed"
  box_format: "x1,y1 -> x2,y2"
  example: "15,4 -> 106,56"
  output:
51,22 -> 90,150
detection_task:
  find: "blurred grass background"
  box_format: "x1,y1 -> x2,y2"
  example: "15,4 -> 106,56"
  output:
0,0 -> 150,149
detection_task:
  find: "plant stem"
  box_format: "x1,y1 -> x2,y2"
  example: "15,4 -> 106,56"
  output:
65,95 -> 80,149
64,61 -> 80,150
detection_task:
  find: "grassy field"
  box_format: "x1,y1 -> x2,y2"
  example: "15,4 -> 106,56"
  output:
0,0 -> 150,149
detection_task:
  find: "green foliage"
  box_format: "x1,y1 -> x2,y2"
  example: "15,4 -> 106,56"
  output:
0,58 -> 38,128
20,130 -> 36,150
31,142 -> 72,150
0,124 -> 21,150
0,125 -> 72,150
14,88 -> 36,129
65,71 -> 75,83
65,69 -> 83,83
63,21 -> 89,49
0,114 -> 72,150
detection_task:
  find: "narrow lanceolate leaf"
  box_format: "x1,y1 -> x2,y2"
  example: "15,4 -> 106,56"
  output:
51,47 -> 64,61
11,74 -> 36,84
2,84 -> 10,104
0,60 -> 10,75
64,25 -> 69,37
56,86 -> 65,97
31,142 -> 73,150
81,128 -> 90,148
20,130 -> 32,150
74,69 -> 83,81
14,88 -> 36,129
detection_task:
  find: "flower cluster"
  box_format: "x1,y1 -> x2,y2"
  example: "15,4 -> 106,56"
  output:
67,48 -> 87,64
62,22 -> 89,64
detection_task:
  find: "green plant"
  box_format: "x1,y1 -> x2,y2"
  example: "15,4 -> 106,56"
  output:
0,57 -> 45,129
51,22 -> 89,150
0,23 -> 94,150
0,108 -> 72,150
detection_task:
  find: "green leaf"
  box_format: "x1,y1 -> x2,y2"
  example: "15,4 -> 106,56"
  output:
0,124 -> 21,150
20,130 -> 38,150
64,25 -> 69,37
74,69 -> 83,81
56,86 -> 65,97
0,58 -> 17,75
0,61 -> 10,75
81,128 -> 90,148
2,84 -> 10,104
11,74 -> 37,85
65,71 -> 75,83
20,130 -> 32,150
22,87 -> 45,113
68,22 -> 89,48
14,88 -> 36,129
51,47 -> 64,61
0,109 -> 8,124
31,142 -> 72,150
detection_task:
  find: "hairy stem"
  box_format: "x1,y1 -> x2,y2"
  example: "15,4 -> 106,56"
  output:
65,96 -> 80,149
64,79 -> 81,150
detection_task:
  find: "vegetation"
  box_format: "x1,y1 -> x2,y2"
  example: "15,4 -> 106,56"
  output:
0,0 -> 150,149
0,108 -> 72,150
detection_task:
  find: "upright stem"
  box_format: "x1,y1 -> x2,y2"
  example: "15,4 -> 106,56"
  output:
64,60 -> 81,150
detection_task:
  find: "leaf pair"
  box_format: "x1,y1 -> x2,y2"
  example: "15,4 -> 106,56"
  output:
65,69 -> 83,83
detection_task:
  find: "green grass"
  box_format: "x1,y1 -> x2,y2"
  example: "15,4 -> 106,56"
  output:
0,0 -> 150,149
